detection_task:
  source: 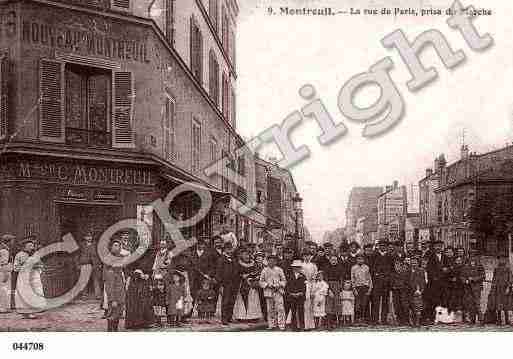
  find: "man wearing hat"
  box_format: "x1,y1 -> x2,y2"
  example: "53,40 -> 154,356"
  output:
370,240 -> 393,325
215,242 -> 240,325
189,239 -> 215,307
424,240 -> 445,323
461,250 -> 485,324
285,259 -> 306,330
259,254 -> 286,330
78,231 -> 102,300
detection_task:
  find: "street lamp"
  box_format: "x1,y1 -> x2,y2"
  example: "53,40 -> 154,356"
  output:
292,192 -> 303,253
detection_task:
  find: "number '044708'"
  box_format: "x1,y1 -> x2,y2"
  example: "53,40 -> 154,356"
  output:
12,342 -> 45,351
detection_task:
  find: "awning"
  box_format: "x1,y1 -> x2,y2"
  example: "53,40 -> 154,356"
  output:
162,174 -> 229,196
228,196 -> 266,226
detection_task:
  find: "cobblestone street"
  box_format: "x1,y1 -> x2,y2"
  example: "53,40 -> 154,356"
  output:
1,300 -> 512,332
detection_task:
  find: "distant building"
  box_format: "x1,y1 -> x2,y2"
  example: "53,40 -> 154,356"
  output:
404,213 -> 420,248
345,186 -> 382,239
418,163 -> 441,244
377,181 -> 408,240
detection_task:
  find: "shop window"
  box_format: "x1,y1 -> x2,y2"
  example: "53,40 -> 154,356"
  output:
65,63 -> 111,147
0,55 -> 8,141
190,17 -> 203,85
192,119 -> 201,172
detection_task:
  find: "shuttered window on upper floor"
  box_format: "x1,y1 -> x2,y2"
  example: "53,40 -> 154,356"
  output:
165,0 -> 175,45
39,60 -> 134,148
163,94 -> 176,161
192,119 -> 201,172
209,50 -> 219,106
209,0 -> 219,33
111,0 -> 131,12
0,55 -> 8,141
222,72 -> 228,120
190,17 -> 203,85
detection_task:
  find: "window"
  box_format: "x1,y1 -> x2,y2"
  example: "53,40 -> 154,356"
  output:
221,149 -> 229,192
111,0 -> 131,12
209,0 -> 218,32
192,119 -> 201,172
190,17 -> 203,84
65,63 -> 111,147
209,51 -> 219,105
231,86 -> 236,128
165,0 -> 175,44
163,94 -> 175,161
210,137 -> 218,185
229,26 -> 236,67
237,155 -> 245,176
222,6 -> 229,53
222,72 -> 229,119
0,55 -> 8,141
257,190 -> 263,204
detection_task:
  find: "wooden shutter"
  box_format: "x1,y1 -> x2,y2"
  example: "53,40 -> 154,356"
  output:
190,17 -> 196,74
165,0 -> 174,43
163,96 -> 175,161
197,29 -> 203,85
0,56 -> 8,140
112,71 -> 135,148
39,59 -> 64,143
111,0 -> 131,12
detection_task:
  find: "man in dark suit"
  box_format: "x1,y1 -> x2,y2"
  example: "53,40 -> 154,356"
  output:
424,240 -> 445,323
286,260 -> 306,331
215,243 -> 240,325
189,240 -> 214,305
370,241 -> 394,325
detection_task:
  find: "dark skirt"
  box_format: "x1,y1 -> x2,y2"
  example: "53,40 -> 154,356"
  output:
326,281 -> 342,315
125,278 -> 155,329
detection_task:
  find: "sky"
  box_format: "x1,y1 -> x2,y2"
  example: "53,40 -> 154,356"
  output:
235,0 -> 513,242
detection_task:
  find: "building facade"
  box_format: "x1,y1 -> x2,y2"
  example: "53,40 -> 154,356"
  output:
377,181 -> 408,240
418,164 -> 440,244
345,186 -> 382,241
0,0 -> 266,293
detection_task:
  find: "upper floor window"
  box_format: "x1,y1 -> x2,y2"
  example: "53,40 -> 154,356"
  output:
237,155 -> 245,176
39,60 -> 134,148
192,119 -> 201,172
163,93 -> 176,161
209,51 -> 219,106
0,55 -> 8,141
229,26 -> 236,67
222,6 -> 229,53
165,0 -> 175,44
230,86 -> 236,128
65,63 -> 111,148
111,0 -> 131,12
209,0 -> 218,32
190,17 -> 203,85
221,149 -> 230,192
222,72 -> 229,120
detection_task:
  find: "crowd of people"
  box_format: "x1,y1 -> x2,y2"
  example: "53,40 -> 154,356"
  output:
1,232 -> 513,331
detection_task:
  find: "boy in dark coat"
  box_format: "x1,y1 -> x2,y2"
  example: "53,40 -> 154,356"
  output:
286,260 -> 307,331
461,252 -> 485,324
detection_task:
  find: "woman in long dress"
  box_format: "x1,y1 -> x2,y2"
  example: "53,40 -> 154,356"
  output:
14,238 -> 47,319
232,249 -> 262,321
125,269 -> 155,329
301,251 -> 318,330
0,245 -> 12,313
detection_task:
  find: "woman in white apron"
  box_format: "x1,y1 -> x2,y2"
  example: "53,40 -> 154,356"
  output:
14,238 -> 47,319
301,252 -> 318,330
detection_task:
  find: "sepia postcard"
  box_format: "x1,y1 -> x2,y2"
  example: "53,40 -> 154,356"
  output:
0,0 -> 512,357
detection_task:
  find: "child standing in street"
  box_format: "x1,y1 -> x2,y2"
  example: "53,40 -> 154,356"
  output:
461,251 -> 485,324
351,254 -> 373,324
196,279 -> 217,322
312,271 -> 329,329
409,256 -> 427,327
340,280 -> 355,326
259,255 -> 286,330
165,271 -> 186,327
152,275 -> 167,327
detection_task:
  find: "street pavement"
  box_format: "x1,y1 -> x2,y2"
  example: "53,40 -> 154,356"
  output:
1,300 -> 512,332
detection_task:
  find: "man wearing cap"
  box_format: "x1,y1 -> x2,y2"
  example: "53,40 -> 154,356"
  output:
285,260 -> 306,330
369,240 -> 393,325
260,254 -> 286,330
103,239 -> 126,331
78,232 -> 102,300
215,243 -> 240,325
461,250 -> 485,324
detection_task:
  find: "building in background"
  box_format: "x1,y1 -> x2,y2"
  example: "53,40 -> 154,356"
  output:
404,213 -> 420,249
418,163 -> 441,244
377,181 -> 408,241
345,186 -> 382,242
433,144 -> 513,254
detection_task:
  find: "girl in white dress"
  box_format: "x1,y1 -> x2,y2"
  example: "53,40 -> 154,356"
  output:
301,252 -> 318,330
312,271 -> 329,329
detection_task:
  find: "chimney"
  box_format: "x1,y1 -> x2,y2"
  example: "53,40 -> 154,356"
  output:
385,185 -> 392,192
426,168 -> 433,177
461,145 -> 469,160
434,157 -> 439,173
393,180 -> 399,189
439,154 -> 446,168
